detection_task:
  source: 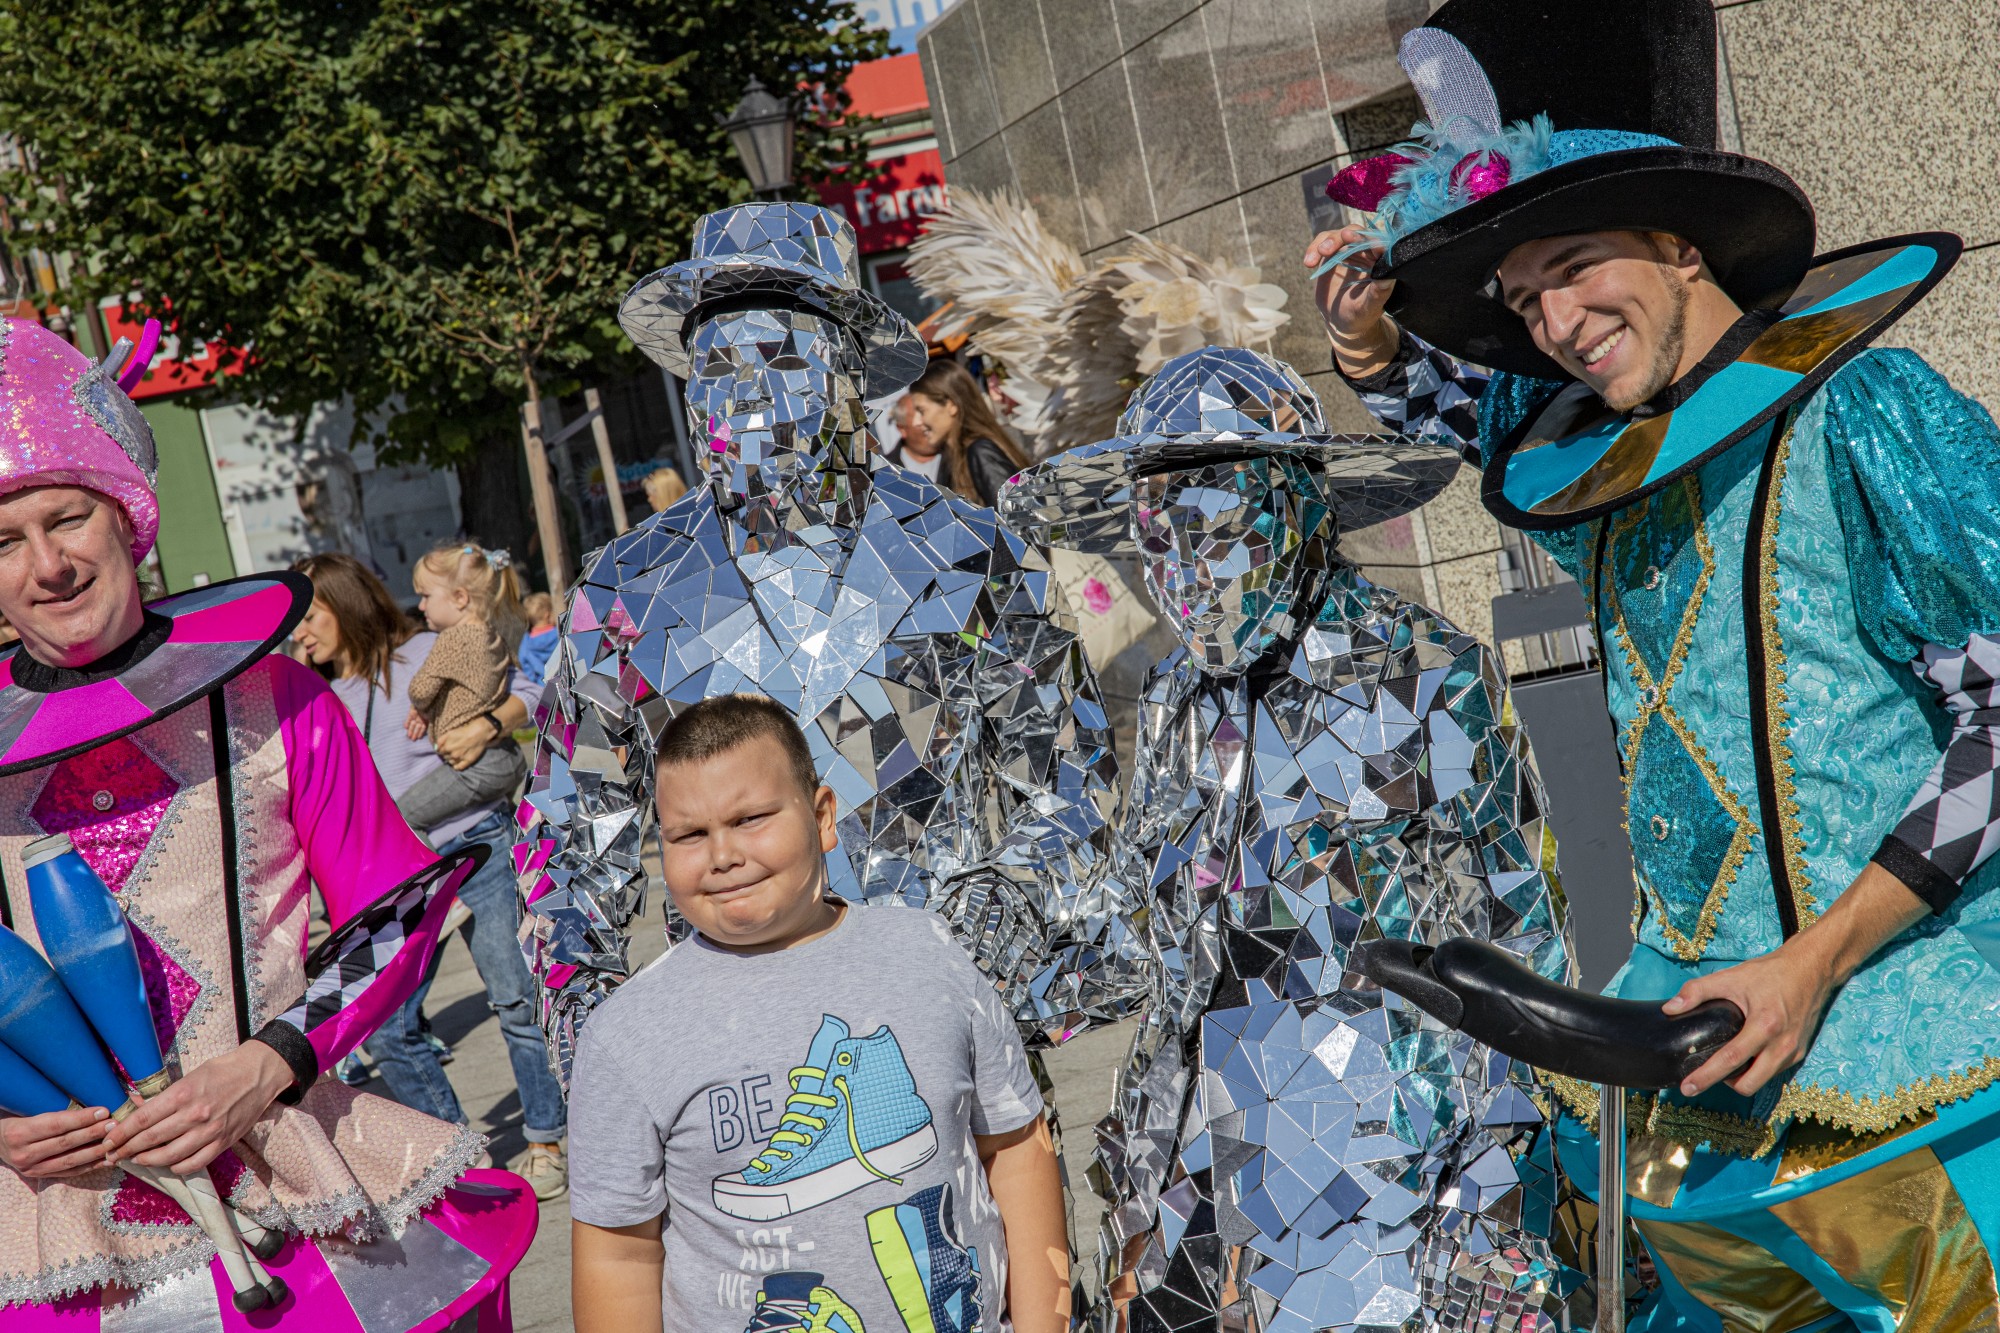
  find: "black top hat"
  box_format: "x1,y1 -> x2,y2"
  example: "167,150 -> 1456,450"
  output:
1357,0 -> 1816,379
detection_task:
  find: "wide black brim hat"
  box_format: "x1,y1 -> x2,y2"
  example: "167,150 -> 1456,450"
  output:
1384,147 -> 1814,378
1354,0 -> 1817,379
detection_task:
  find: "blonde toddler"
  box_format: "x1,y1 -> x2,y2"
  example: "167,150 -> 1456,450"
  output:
398,543 -> 529,831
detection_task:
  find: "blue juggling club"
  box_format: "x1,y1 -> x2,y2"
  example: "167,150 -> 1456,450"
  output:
23,834 -> 171,1099
0,1038 -> 72,1118
2,838 -> 286,1309
0,914 -> 130,1114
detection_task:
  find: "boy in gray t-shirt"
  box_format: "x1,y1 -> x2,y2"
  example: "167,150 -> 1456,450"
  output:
568,695 -> 1068,1333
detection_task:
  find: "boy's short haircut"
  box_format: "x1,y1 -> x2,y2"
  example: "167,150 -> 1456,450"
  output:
657,694 -> 820,800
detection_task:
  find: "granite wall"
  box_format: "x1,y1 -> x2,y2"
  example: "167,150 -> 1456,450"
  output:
1719,0 -> 2000,409
918,0 -> 2000,646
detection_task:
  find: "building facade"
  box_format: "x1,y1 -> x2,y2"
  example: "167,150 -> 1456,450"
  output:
816,52 -> 953,329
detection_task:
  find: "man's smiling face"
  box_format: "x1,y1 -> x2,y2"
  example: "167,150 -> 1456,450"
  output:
1495,230 -> 1701,411
0,485 -> 143,668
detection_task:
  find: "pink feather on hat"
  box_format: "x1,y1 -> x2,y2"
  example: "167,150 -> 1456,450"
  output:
1324,154 -> 1414,212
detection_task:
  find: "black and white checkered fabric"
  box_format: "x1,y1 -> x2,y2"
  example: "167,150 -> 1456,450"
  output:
1338,328 -> 1489,464
275,864 -> 445,1038
1878,634 -> 2000,911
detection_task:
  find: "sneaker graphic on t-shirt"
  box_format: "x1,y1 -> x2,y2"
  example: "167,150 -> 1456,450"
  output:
866,1183 -> 982,1333
741,1271 -> 867,1333
712,1014 -> 938,1221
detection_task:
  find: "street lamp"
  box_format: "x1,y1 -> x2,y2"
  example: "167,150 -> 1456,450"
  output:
720,77 -> 797,199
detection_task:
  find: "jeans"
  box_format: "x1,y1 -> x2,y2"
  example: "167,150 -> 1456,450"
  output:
363,812 -> 567,1143
397,744 -> 527,835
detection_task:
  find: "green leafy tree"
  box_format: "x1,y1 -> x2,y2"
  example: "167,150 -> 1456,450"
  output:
0,0 -> 887,577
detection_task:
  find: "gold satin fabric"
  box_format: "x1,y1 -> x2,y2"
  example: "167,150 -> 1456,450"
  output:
1628,1137 -> 2000,1332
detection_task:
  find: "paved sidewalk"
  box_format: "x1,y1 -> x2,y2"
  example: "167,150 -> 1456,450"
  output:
384,885 -> 1133,1331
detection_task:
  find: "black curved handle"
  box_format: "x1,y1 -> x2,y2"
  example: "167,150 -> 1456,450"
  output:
1351,938 -> 1744,1090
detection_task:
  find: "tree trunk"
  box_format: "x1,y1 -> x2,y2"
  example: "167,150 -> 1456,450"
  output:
518,356 -> 571,594
455,427 -> 539,590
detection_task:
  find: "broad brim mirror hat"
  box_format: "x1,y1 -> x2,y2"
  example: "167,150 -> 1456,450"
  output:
618,203 -> 929,399
1001,345 -> 1459,553
1333,0 -> 1816,381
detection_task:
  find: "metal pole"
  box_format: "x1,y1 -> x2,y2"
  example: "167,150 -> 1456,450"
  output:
585,387 -> 630,535
1596,1084 -> 1626,1333
519,398 -> 570,594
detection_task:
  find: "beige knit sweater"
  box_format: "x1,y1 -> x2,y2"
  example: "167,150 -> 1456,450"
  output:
407,618 -> 509,737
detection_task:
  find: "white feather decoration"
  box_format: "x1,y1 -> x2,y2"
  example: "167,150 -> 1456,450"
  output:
1398,27 -> 1504,140
908,189 -> 1292,456
1107,233 -> 1291,377
905,190 -> 1080,436
1041,261 -> 1146,455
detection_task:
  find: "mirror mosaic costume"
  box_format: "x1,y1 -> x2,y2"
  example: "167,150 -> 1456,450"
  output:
0,320 -> 534,1329
1006,351 -> 1584,1332
526,203 -> 1590,1331
516,203 -> 1146,1081
1332,0 -> 2000,1325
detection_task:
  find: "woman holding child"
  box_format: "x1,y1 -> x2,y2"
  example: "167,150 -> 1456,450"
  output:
292,549 -> 569,1201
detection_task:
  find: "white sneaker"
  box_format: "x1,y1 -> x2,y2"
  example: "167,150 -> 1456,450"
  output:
440,899 -> 475,939
509,1142 -> 568,1201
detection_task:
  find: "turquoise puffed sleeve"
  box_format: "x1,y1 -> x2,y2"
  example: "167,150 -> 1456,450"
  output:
1822,348 -> 2000,665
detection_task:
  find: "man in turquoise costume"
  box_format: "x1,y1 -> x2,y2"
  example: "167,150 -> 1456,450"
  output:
1307,0 -> 2000,1324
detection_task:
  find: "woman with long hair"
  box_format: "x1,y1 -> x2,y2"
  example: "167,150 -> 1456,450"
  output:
292,551 -> 413,693
893,359 -> 1032,506
292,552 -> 571,1201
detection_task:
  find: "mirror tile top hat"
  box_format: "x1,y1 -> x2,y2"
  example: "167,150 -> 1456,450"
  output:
619,203 -> 928,397
1001,345 -> 1459,550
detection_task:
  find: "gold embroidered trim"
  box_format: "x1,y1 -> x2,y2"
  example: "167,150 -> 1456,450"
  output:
1605,481 -> 1757,962
1645,1098 -> 1776,1158
1754,421 -> 1821,929
1775,1057 -> 2000,1137
1584,518 -> 1648,942
1547,1074 -> 1780,1157
1545,1056 -> 2000,1161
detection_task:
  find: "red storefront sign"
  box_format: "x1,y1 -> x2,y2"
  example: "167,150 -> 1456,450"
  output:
816,148 -> 949,255
98,298 -> 241,400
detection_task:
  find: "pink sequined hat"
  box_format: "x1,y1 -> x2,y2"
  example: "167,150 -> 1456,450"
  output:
0,317 -> 161,559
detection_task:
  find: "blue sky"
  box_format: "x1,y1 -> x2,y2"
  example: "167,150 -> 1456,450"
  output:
852,0 -> 961,53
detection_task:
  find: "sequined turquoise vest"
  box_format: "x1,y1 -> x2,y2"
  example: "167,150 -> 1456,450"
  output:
1482,349 -> 2000,1153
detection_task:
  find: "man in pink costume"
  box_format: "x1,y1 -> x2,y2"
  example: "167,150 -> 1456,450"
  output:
0,316 -> 536,1330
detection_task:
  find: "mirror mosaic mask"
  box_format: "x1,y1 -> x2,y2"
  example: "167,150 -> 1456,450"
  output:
683,308 -> 869,505
1132,455 -> 1333,674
